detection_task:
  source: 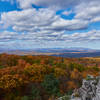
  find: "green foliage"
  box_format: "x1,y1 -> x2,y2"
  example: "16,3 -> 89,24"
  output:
75,64 -> 85,72
0,54 -> 100,100
69,63 -> 75,71
69,63 -> 85,72
62,95 -> 70,100
92,66 -> 100,71
14,96 -> 21,100
46,58 -> 54,65
56,63 -> 66,69
29,85 -> 41,100
86,75 -> 94,80
0,65 -> 5,69
67,90 -> 73,95
5,93 -> 16,100
42,74 -> 60,96
21,96 -> 29,100
58,95 -> 70,100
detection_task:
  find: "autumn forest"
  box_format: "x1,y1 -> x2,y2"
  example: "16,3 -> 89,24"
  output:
0,54 -> 100,100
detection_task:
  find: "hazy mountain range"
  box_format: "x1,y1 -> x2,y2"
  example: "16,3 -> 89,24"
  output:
0,47 -> 100,58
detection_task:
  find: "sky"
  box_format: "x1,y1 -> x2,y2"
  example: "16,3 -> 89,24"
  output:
0,0 -> 100,49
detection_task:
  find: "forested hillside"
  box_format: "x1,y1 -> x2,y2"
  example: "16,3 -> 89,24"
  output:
0,54 -> 100,100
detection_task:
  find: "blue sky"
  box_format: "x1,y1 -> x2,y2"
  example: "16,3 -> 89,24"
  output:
0,0 -> 100,49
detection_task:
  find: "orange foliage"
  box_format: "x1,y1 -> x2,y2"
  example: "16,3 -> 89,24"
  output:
0,54 -> 99,100
24,64 -> 53,82
67,81 -> 78,90
54,67 -> 67,78
70,69 -> 81,80
0,74 -> 24,89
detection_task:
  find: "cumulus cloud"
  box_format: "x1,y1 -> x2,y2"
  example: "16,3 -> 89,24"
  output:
75,0 -> 100,21
16,0 -> 80,9
1,0 -> 100,49
0,8 -> 89,33
0,31 -> 18,42
2,0 -> 97,10
1,0 -> 100,31
1,29 -> 100,43
91,16 -> 100,22
13,0 -> 100,11
0,8 -> 56,29
60,30 -> 100,42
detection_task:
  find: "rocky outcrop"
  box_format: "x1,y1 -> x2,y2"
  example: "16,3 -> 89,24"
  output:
57,75 -> 100,100
71,75 -> 100,100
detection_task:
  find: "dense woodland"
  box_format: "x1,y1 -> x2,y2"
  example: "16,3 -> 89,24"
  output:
0,53 -> 100,100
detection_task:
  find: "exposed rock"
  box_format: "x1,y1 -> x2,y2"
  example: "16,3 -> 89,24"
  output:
57,75 -> 100,100
71,75 -> 98,100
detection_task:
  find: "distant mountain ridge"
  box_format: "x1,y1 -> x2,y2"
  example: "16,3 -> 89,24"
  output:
0,47 -> 100,58
52,52 -> 100,58
28,47 -> 98,53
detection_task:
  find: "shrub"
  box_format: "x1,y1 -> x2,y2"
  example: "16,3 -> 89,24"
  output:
42,74 -> 60,96
29,85 -> 41,100
21,96 -> 29,100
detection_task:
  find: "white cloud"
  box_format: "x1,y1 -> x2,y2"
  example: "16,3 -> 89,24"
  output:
1,0 -> 100,49
51,19 -> 89,31
62,10 -> 72,16
0,8 -> 57,29
91,16 -> 100,22
0,31 -> 18,42
13,0 -> 100,12
3,0 -> 95,10
1,29 -> 100,43
75,1 -> 100,21
16,0 -> 79,9
0,8 -> 89,33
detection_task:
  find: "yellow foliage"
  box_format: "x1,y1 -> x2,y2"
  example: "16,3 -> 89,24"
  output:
24,64 -> 51,82
70,69 -> 80,80
0,74 -> 24,89
54,67 -> 67,78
